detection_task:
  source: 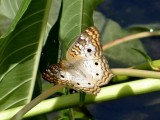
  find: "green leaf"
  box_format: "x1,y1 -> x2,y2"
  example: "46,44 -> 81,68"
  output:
58,106 -> 94,120
0,0 -> 25,34
79,92 -> 86,106
93,11 -> 146,67
44,0 -> 62,43
129,23 -> 160,32
48,0 -> 62,28
39,0 -> 62,72
132,48 -> 160,71
59,0 -> 103,58
0,0 -> 24,20
0,0 -> 51,110
71,106 -> 94,120
0,0 -> 31,38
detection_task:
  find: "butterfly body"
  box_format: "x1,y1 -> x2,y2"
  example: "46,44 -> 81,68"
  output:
42,26 -> 113,95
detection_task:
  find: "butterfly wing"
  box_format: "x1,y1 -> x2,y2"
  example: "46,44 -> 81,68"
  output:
66,26 -> 113,86
66,26 -> 102,61
42,63 -> 100,95
75,56 -> 113,86
42,64 -> 68,84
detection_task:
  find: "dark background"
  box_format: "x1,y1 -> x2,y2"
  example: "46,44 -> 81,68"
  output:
97,0 -> 160,60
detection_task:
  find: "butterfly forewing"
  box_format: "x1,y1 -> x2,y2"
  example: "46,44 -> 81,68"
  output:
66,26 -> 102,61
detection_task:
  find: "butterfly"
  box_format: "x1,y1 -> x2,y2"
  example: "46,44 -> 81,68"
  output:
42,26 -> 113,95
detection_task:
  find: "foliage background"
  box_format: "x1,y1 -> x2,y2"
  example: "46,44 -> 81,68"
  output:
0,0 -> 160,120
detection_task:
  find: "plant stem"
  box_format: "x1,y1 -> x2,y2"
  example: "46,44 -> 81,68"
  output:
103,31 -> 160,50
11,84 -> 65,120
111,68 -> 160,79
1,78 -> 160,119
8,68 -> 160,120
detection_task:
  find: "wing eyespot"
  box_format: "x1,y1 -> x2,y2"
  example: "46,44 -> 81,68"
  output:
87,49 -> 92,52
60,75 -> 65,78
96,73 -> 99,76
77,83 -> 80,85
95,62 -> 98,65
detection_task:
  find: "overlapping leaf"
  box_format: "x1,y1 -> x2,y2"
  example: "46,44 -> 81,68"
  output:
94,12 -> 146,67
0,0 -> 51,110
59,0 -> 103,58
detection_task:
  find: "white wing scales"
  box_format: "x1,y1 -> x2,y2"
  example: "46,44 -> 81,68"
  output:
42,63 -> 100,95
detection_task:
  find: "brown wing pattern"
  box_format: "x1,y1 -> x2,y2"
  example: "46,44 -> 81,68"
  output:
66,26 -> 102,61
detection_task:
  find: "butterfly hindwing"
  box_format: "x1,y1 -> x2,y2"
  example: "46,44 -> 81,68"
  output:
74,56 -> 113,86
42,63 -> 100,95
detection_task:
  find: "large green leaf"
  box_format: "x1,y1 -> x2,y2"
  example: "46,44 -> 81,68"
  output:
0,0 -> 24,20
0,0 -> 51,110
93,11 -> 146,67
59,0 -> 103,58
0,0 -> 30,38
44,0 -> 62,44
0,0 -> 23,33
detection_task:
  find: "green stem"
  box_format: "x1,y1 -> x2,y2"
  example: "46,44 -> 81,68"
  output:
11,84 -> 64,120
4,68 -> 160,120
102,31 -> 160,50
1,78 -> 160,119
111,68 -> 160,79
